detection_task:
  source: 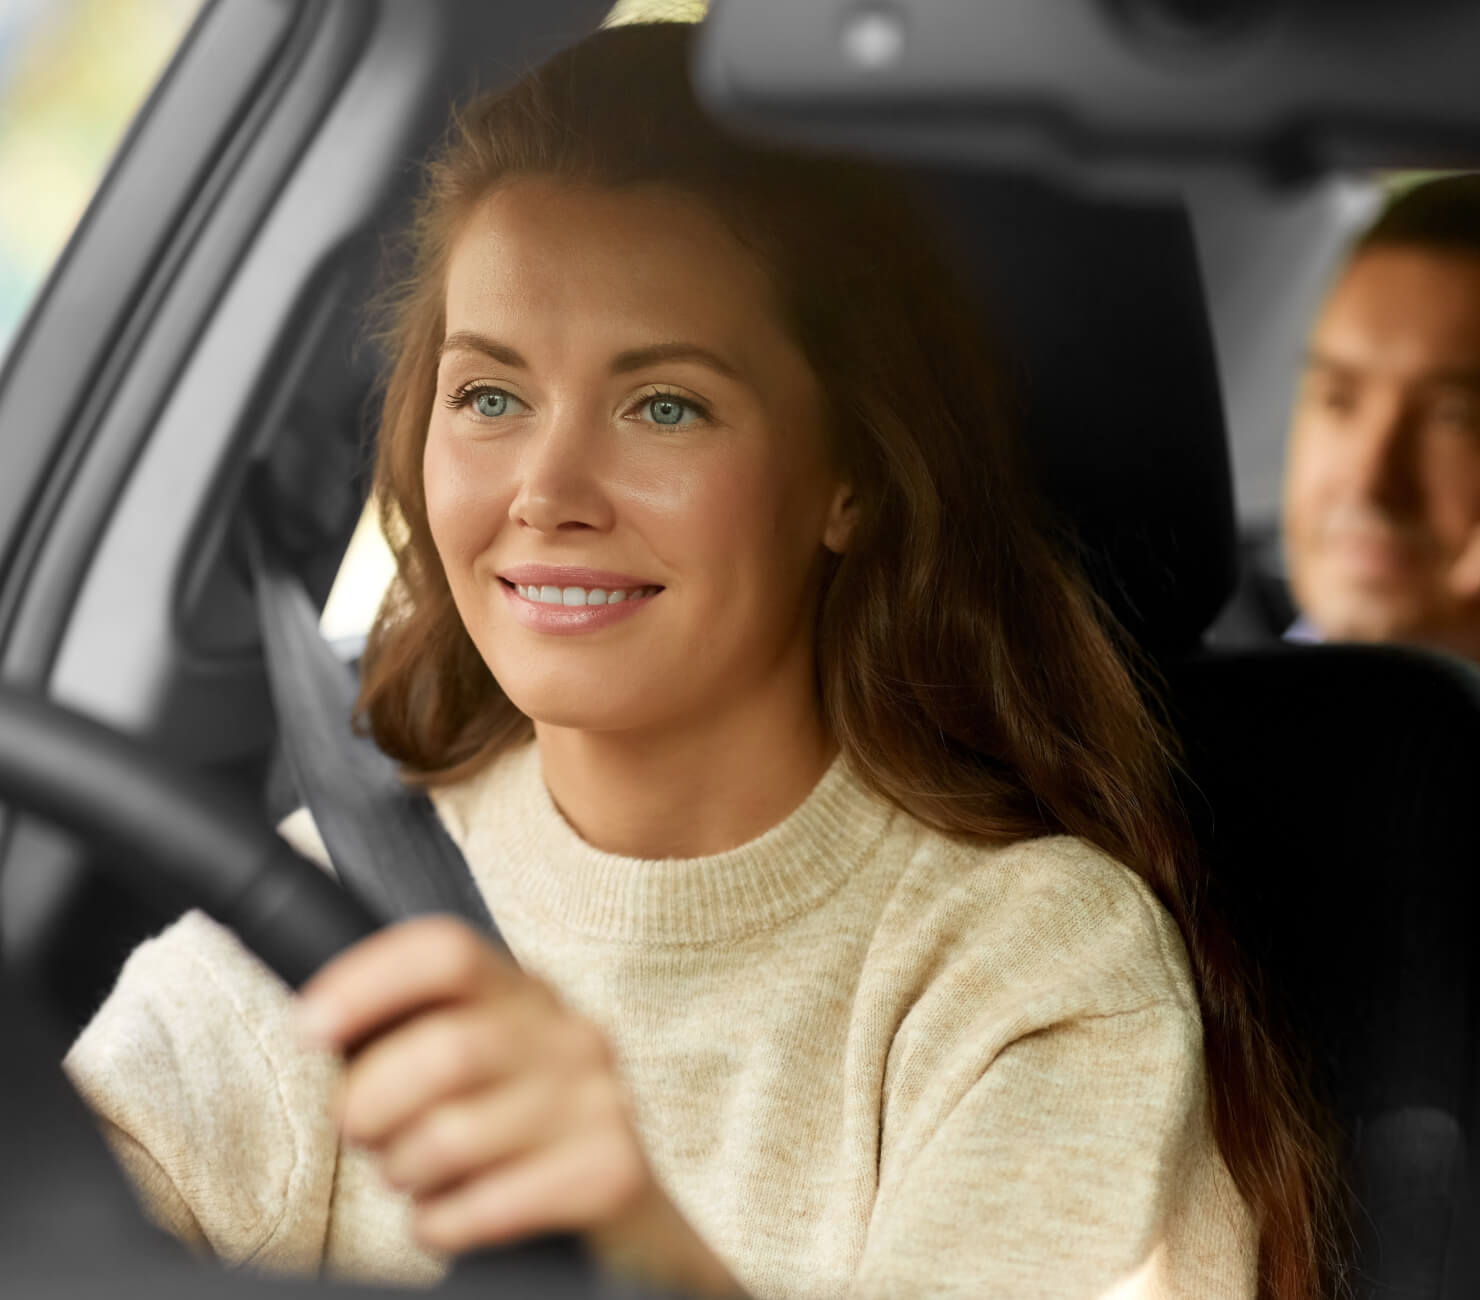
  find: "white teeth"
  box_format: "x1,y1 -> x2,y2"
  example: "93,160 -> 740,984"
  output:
512,582 -> 659,604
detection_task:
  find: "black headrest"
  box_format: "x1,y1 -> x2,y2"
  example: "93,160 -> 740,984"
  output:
919,170 -> 1238,658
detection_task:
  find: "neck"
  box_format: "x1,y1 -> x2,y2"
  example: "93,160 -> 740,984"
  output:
533,694 -> 837,860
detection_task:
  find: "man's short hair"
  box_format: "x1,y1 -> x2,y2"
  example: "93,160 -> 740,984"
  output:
1358,172 -> 1480,258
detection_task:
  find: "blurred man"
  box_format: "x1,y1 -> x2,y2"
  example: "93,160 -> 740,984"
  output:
1283,173 -> 1480,660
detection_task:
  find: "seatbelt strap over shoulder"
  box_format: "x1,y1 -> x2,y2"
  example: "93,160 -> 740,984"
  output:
243,517 -> 508,955
244,517 -> 596,1278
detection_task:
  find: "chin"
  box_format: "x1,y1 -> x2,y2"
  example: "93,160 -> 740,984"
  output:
1311,596 -> 1427,646
495,676 -> 666,735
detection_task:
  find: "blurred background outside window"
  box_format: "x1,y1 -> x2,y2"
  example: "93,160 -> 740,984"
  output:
0,0 -> 199,359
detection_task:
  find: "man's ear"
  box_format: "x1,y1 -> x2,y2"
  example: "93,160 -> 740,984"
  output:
822,482 -> 858,554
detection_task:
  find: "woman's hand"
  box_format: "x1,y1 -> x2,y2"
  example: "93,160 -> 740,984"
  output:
293,916 -> 743,1296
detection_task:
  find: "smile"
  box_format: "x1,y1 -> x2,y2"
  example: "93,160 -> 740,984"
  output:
513,583 -> 662,606
499,578 -> 662,636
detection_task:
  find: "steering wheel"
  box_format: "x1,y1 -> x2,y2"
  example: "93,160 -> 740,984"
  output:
0,683 -> 649,1299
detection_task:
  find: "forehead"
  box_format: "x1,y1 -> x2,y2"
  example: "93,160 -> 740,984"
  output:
1314,245 -> 1480,377
441,178 -> 785,355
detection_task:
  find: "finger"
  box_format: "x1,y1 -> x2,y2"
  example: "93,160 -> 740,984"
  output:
340,997 -> 540,1146
295,916 -> 511,1051
411,1128 -> 648,1253
380,1073 -> 555,1195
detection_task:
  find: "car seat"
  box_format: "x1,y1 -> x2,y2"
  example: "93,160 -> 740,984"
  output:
923,167 -> 1480,1298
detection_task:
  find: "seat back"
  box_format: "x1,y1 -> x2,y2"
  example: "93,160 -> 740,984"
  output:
1170,647 -> 1480,1296
929,165 -> 1480,1295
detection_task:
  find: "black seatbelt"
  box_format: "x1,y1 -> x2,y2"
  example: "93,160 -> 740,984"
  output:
243,515 -> 596,1283
242,515 -> 507,953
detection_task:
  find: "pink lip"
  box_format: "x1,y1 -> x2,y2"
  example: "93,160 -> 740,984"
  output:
499,564 -> 660,590
498,578 -> 661,637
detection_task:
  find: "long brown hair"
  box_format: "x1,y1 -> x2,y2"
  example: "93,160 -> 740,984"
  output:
357,21 -> 1341,1297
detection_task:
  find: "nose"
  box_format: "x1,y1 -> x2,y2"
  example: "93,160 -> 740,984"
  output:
1349,395 -> 1421,519
507,413 -> 614,535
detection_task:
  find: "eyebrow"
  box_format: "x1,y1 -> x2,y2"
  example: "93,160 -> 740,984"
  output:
1304,349 -> 1480,391
609,342 -> 743,381
438,331 -> 744,381
1301,350 -> 1357,377
439,331 -> 527,367
1427,368 -> 1480,392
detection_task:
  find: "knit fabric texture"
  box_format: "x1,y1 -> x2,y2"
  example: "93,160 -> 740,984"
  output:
64,742 -> 1257,1297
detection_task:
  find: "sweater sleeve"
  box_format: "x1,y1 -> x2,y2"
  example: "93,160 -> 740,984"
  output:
64,811 -> 449,1287
851,841 -> 1258,1299
62,909 -> 343,1275
854,999 -> 1254,1299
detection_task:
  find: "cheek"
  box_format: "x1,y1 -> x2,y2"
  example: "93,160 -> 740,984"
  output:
423,426 -> 505,568
1423,448 -> 1480,547
677,447 -> 819,585
1284,425 -> 1335,532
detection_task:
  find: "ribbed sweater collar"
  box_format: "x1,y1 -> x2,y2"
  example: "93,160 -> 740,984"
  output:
453,742 -> 894,947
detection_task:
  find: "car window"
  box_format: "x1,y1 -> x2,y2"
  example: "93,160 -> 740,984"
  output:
321,500 -> 396,642
0,0 -> 199,362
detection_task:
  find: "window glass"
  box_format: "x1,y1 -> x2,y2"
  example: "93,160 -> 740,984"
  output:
320,502 -> 396,644
0,0 -> 199,360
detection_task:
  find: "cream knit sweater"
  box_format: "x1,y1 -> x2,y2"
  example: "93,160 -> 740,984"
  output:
64,742 -> 1258,1297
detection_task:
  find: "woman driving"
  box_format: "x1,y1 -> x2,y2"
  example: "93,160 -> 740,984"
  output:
65,19 -> 1335,1300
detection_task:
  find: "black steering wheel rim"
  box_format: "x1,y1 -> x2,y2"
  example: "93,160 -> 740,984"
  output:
0,682 -> 622,1297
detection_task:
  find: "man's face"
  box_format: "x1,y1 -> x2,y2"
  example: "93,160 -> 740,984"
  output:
1283,243 -> 1480,659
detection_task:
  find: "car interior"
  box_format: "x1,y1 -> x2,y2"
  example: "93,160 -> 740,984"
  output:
0,0 -> 1477,1295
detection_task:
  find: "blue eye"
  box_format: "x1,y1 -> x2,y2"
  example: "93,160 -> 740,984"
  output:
444,384 -> 524,418
642,393 -> 705,427
649,397 -> 684,425
472,389 -> 521,418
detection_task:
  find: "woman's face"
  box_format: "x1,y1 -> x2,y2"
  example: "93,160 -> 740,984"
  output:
424,178 -> 852,740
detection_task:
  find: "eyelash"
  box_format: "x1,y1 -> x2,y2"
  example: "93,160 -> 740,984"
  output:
443,380 -> 504,411
442,381 -> 711,426
630,384 -> 712,426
